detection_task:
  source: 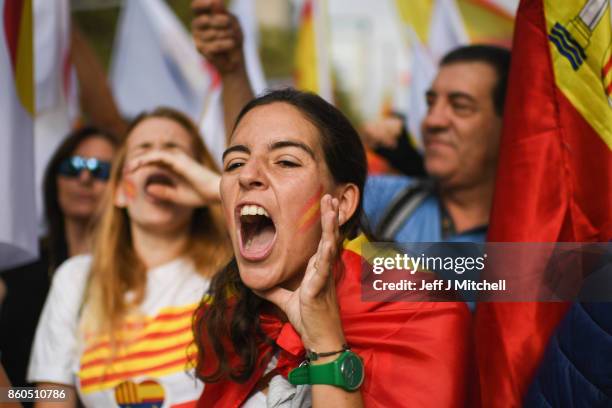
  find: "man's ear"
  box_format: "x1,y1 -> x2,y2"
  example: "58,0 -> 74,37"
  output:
335,183 -> 359,227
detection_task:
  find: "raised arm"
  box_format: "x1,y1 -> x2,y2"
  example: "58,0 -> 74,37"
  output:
191,0 -> 255,141
71,22 -> 127,137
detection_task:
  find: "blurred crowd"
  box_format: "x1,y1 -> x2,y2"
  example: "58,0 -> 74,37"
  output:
0,1 -> 610,408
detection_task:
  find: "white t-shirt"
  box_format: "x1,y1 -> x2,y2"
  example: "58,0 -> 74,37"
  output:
28,254 -> 209,408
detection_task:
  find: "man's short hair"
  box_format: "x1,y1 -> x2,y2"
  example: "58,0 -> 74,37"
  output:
440,45 -> 511,116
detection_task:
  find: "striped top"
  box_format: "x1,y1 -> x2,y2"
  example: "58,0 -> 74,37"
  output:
28,255 -> 209,408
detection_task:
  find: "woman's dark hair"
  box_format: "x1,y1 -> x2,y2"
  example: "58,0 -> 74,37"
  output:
43,126 -> 119,273
193,88 -> 367,383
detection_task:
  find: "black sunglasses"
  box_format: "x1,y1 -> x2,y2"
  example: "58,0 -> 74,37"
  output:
58,156 -> 112,181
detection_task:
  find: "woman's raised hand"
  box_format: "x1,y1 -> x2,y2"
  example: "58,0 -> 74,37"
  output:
256,194 -> 346,353
191,0 -> 244,74
125,150 -> 221,207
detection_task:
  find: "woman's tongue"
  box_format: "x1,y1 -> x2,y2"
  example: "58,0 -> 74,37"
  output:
242,220 -> 276,255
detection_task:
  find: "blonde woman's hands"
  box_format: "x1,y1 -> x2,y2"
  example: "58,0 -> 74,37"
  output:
125,150 -> 220,207
256,195 -> 346,355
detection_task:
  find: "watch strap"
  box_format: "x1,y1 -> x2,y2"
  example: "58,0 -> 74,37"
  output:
288,363 -> 311,385
288,350 -> 357,388
309,360 -> 343,386
307,344 -> 350,361
288,360 -> 342,386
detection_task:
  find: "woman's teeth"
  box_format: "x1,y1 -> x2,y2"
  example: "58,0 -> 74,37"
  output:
240,205 -> 270,217
239,205 -> 276,255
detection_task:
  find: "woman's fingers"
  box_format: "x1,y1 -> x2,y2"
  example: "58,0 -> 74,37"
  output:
125,150 -> 181,173
191,3 -> 243,73
320,195 -> 340,267
303,195 -> 339,298
191,0 -> 225,16
145,182 -> 202,207
126,150 -> 221,205
144,184 -> 174,202
191,13 -> 231,30
126,150 -> 201,180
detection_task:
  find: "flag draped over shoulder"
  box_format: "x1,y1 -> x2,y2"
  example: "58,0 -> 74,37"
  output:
294,0 -> 332,102
476,0 -> 612,406
197,236 -> 472,408
0,0 -> 37,269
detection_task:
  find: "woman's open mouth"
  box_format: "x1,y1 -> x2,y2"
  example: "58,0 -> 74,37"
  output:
144,171 -> 176,190
237,204 -> 277,261
144,171 -> 176,198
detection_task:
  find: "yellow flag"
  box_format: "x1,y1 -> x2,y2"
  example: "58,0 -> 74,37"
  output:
457,0 -> 514,45
294,0 -> 332,101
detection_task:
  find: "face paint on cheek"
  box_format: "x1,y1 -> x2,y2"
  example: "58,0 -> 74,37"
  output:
297,185 -> 324,233
122,177 -> 137,203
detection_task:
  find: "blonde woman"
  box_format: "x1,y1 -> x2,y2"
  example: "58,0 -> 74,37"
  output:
28,108 -> 231,407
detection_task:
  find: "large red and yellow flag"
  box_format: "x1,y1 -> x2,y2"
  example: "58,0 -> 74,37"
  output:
0,0 -> 37,269
476,0 -> 612,406
294,0 -> 332,102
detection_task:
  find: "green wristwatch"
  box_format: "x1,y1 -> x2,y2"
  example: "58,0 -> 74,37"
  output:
288,350 -> 364,391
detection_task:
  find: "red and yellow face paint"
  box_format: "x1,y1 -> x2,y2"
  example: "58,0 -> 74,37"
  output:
122,177 -> 137,203
296,185 -> 324,233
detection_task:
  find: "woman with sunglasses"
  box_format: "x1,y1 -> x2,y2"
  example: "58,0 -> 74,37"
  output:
132,90 -> 471,407
28,108 -> 232,407
0,127 -> 118,391
48,128 -> 117,269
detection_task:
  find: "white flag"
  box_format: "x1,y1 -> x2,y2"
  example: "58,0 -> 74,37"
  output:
110,0 -> 212,121
407,28 -> 437,147
428,0 -> 469,62
231,0 -> 266,95
198,0 -> 268,167
111,0 -> 267,167
33,0 -> 75,232
0,0 -> 37,269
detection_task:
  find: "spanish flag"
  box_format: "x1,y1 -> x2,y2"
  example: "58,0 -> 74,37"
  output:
294,0 -> 332,102
475,0 -> 612,406
0,0 -> 37,269
197,236 -> 471,407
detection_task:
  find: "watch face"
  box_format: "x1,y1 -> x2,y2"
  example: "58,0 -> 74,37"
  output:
340,353 -> 364,390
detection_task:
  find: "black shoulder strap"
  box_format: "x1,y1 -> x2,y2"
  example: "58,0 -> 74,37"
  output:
375,179 -> 432,241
